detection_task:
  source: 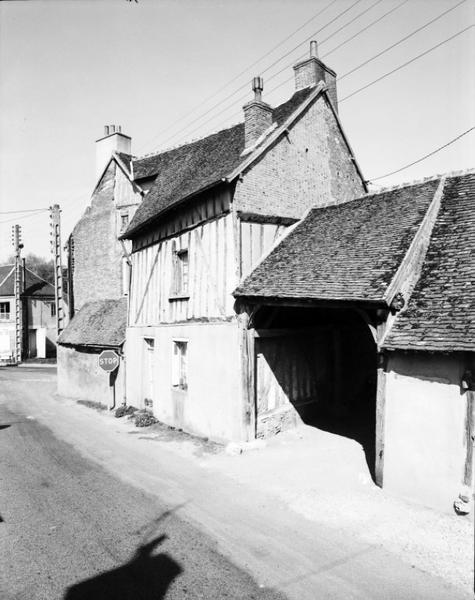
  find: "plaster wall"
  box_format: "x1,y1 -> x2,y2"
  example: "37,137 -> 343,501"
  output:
57,345 -> 125,408
384,353 -> 468,511
125,321 -> 245,442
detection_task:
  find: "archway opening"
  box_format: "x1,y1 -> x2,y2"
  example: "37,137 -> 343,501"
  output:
252,305 -> 377,480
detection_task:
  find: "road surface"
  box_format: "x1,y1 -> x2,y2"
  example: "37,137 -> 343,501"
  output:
0,367 -> 285,599
0,365 -> 470,600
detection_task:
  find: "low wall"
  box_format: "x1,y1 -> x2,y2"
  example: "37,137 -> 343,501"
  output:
125,320 -> 245,442
384,352 -> 471,511
57,344 -> 125,408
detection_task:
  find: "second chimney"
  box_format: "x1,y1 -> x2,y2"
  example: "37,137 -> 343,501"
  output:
293,41 -> 338,111
95,124 -> 131,179
243,77 -> 273,148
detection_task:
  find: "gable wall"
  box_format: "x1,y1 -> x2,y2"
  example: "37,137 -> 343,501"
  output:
70,162 -> 139,312
234,95 -> 365,219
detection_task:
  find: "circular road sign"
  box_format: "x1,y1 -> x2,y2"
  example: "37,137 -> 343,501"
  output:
98,350 -> 120,373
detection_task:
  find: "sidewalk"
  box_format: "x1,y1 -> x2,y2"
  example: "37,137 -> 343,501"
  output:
2,376 -> 473,599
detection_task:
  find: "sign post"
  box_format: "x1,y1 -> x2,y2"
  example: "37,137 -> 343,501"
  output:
98,350 -> 120,410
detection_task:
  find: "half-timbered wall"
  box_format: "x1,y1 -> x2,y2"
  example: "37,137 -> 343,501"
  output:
239,220 -> 290,278
130,212 -> 236,325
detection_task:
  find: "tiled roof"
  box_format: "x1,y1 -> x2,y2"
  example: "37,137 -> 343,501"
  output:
57,298 -> 127,348
115,152 -> 132,173
383,172 -> 475,352
234,179 -> 439,302
0,265 -> 55,298
126,87 -> 316,236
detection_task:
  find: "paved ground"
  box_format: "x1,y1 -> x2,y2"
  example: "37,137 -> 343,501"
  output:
0,368 -> 285,600
0,366 -> 472,599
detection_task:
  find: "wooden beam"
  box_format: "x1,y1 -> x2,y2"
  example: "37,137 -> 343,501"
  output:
375,350 -> 387,487
237,304 -> 256,441
464,389 -> 475,487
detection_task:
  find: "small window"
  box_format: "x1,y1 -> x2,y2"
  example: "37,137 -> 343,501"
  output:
0,302 -> 10,321
120,211 -> 129,233
50,302 -> 56,317
171,242 -> 189,297
172,341 -> 187,390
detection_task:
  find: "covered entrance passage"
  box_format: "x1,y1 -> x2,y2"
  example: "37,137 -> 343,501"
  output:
251,304 -> 379,480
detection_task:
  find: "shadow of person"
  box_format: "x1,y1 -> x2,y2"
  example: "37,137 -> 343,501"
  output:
63,534 -> 182,600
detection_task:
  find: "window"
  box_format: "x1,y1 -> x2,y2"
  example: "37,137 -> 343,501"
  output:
170,241 -> 189,297
50,302 -> 56,317
172,341 -> 187,390
119,211 -> 129,234
0,302 -> 10,321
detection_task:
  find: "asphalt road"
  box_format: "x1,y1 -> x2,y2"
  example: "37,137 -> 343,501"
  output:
0,367 -> 285,600
1,366 -> 470,600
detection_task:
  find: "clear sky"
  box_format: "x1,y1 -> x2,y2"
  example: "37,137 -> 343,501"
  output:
0,0 -> 473,262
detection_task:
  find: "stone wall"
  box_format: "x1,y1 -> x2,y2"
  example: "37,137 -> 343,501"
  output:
234,94 -> 365,219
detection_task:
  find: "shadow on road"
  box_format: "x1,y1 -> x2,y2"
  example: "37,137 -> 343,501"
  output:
63,534 -> 182,600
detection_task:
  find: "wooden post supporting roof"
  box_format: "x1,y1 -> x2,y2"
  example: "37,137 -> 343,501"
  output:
237,301 -> 256,441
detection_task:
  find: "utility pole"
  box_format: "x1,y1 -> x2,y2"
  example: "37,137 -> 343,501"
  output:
49,204 -> 65,336
11,225 -> 23,364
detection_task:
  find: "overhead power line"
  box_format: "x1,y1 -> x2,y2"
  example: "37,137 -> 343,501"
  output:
0,208 -> 47,215
139,0 -> 366,153
339,24 -> 474,102
338,0 -> 467,82
137,0 -> 338,152
136,0 -> 339,153
0,209 -> 49,226
367,126 -> 475,182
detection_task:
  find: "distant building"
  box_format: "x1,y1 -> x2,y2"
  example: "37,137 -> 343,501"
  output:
57,129 -> 142,405
0,265 -> 57,363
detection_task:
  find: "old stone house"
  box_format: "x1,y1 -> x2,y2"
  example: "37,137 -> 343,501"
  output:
234,171 -> 475,509
0,265 -> 57,363
57,128 -> 142,405
120,43 -> 367,441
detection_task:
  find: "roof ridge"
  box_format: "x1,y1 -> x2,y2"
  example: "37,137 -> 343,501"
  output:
133,87 -> 317,163
367,167 -> 475,196
134,121 -> 243,162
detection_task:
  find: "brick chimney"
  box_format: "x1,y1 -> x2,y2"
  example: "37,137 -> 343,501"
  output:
95,125 -> 131,178
293,41 -> 338,111
243,77 -> 273,149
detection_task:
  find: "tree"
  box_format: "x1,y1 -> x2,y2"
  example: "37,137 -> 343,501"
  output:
1,253 -> 54,284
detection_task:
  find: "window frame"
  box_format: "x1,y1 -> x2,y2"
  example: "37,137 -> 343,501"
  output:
169,241 -> 190,300
171,340 -> 188,391
0,301 -> 11,321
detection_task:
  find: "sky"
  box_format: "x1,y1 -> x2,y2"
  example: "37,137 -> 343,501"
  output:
0,0 -> 473,262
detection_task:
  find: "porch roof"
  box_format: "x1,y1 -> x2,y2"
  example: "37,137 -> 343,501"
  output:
383,172 -> 475,352
58,298 -> 126,348
234,179 -> 439,304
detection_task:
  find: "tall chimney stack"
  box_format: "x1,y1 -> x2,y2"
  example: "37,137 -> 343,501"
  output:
243,77 -> 273,149
95,124 -> 131,178
293,41 -> 338,111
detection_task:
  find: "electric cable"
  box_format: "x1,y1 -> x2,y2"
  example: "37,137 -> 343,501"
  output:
136,0 -> 339,152
339,24 -> 474,102
139,0 -> 366,153
367,126 -> 475,182
338,0 -> 467,82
